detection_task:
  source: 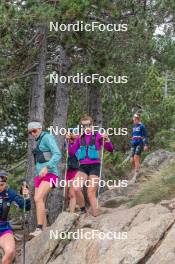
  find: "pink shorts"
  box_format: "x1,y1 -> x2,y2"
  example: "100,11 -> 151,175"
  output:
66,169 -> 78,181
34,173 -> 58,188
0,230 -> 13,237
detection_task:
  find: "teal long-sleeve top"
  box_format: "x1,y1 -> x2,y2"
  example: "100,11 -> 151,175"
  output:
35,131 -> 61,177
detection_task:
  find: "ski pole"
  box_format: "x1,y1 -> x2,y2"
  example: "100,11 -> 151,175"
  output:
97,137 -> 105,209
22,181 -> 28,264
62,139 -> 69,212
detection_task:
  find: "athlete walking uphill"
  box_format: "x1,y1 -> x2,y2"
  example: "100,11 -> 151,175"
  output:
65,128 -> 79,213
28,121 -> 61,237
131,113 -> 149,176
67,115 -> 113,217
0,172 -> 30,264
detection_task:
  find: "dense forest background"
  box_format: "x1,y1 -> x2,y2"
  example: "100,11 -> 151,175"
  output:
0,0 -> 175,225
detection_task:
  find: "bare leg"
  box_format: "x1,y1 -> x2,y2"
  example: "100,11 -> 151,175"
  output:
87,175 -> 99,217
131,156 -> 135,169
65,183 -> 69,210
72,171 -> 87,208
34,181 -> 51,229
68,182 -> 76,212
35,187 -> 47,227
43,196 -> 47,228
134,154 -> 140,172
0,233 -> 16,264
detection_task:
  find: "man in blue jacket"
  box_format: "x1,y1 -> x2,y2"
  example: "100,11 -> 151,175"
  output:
0,172 -> 30,264
28,121 -> 61,237
131,114 -> 149,176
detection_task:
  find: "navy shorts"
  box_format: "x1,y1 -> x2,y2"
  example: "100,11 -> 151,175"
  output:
131,144 -> 143,157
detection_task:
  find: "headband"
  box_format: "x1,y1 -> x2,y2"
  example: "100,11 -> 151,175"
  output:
0,172 -> 8,177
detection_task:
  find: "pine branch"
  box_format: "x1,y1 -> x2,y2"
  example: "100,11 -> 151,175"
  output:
22,63 -> 38,75
6,159 -> 27,173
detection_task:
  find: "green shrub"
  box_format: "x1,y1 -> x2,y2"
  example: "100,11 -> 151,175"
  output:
129,164 -> 175,207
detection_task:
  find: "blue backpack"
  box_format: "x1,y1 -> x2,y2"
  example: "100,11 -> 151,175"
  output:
77,134 -> 99,160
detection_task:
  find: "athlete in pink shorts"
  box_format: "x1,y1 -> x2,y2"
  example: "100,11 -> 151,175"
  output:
65,131 -> 79,213
28,121 -> 61,237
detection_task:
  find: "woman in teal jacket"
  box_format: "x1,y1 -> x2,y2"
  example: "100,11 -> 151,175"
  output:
28,121 -> 61,237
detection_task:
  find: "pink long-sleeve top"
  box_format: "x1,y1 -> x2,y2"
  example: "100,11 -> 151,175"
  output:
68,133 -> 113,165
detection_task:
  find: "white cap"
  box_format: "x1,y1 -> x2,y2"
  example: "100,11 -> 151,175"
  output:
133,114 -> 140,118
28,121 -> 42,130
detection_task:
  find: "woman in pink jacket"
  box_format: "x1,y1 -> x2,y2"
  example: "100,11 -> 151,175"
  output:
67,115 -> 113,217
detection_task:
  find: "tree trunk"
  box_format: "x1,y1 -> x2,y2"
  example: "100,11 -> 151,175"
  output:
27,25 -> 47,230
89,85 -> 103,127
89,85 -> 106,193
53,47 -> 70,152
47,45 -> 70,224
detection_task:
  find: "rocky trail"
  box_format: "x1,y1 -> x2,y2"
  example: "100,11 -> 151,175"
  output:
22,201 -> 175,264
3,150 -> 175,264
